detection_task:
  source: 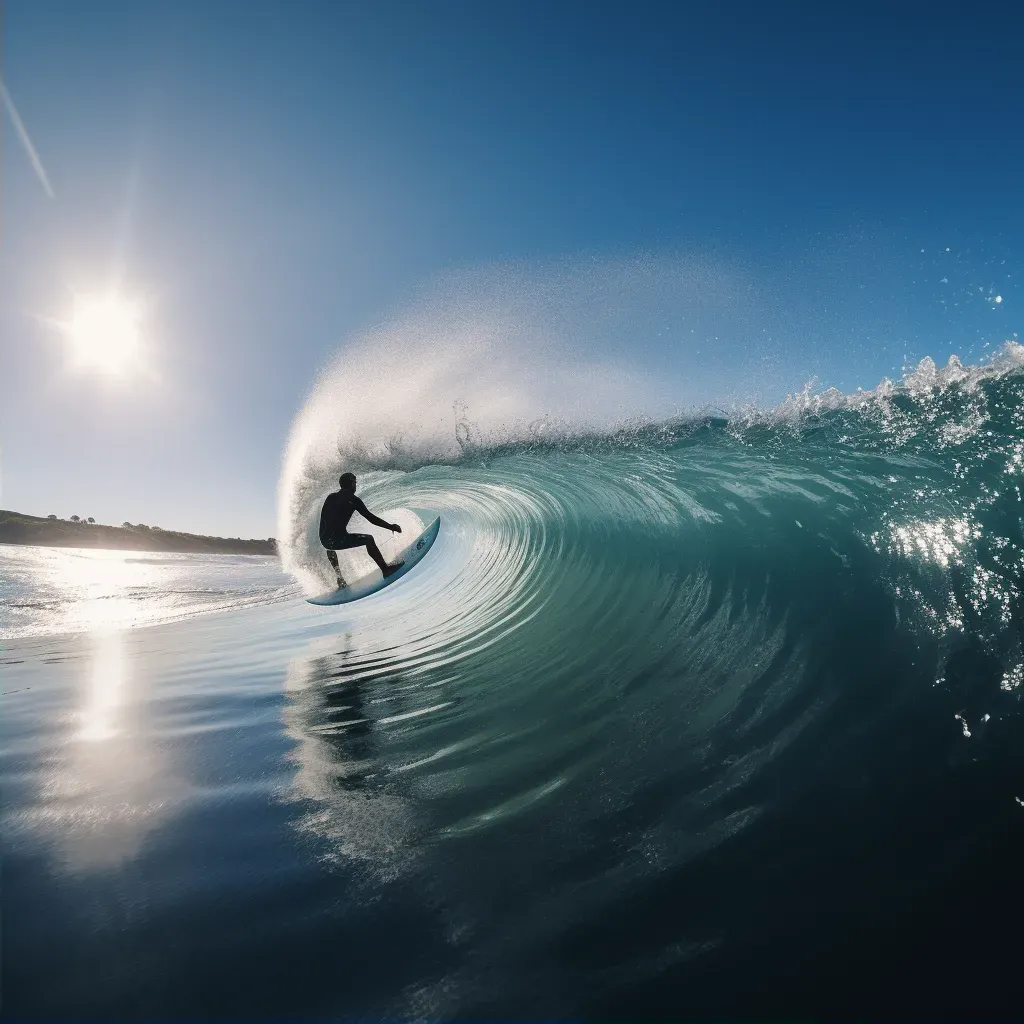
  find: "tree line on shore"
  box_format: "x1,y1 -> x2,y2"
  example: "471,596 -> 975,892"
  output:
46,514 -> 274,544
1,511 -> 276,553
57,514 -> 166,531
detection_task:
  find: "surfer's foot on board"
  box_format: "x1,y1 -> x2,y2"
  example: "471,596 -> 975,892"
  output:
381,561 -> 405,579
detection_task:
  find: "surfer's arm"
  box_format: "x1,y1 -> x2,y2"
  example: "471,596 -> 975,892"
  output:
354,497 -> 400,532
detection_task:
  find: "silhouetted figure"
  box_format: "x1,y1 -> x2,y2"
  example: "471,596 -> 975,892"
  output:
319,473 -> 403,589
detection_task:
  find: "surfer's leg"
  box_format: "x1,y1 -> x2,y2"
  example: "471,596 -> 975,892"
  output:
357,535 -> 390,574
334,533 -> 404,578
346,534 -> 404,578
324,548 -> 345,587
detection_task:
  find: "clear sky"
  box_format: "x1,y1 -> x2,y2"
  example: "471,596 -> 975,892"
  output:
2,0 -> 1021,538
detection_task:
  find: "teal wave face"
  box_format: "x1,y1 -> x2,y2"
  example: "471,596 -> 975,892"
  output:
284,349 -> 1024,698
270,352 -> 1024,1016
322,352 -> 1024,684
285,359 -> 1023,833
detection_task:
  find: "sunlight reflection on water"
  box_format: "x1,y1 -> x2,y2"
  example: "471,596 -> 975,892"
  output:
27,626 -> 195,875
0,545 -> 296,638
77,629 -> 125,742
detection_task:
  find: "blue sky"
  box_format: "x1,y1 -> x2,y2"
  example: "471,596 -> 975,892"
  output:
2,0 -> 1021,538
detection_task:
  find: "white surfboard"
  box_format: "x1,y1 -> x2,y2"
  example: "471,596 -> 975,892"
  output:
306,516 -> 441,606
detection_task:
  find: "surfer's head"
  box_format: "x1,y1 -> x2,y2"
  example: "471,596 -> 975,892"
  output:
338,472 -> 357,492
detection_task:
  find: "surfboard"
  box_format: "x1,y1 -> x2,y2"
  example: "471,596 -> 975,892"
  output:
305,516 -> 441,606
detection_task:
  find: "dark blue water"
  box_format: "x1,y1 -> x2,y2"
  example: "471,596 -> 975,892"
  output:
4,358 -> 1024,1018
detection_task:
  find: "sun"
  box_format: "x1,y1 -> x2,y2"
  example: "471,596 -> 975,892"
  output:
62,292 -> 146,376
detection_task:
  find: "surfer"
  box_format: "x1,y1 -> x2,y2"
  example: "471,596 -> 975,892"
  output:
319,473 -> 404,589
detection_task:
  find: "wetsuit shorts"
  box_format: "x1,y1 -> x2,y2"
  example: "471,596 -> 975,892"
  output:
320,532 -> 373,551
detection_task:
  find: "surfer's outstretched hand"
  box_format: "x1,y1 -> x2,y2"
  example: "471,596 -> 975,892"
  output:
389,523 -> 402,534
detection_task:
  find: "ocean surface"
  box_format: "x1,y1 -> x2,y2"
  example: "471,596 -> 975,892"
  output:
5,353 -> 1024,1018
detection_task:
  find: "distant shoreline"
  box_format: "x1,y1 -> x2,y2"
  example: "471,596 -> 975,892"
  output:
0,510 -> 277,556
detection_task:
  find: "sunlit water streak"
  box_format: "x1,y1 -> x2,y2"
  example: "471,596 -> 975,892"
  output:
0,546 -> 298,638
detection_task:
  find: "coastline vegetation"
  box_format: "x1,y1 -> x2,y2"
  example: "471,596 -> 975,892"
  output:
0,509 -> 276,555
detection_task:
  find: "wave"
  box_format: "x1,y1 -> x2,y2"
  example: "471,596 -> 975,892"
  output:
278,315 -> 1024,764
265,312 -> 1024,1015
271,337 -> 1023,1014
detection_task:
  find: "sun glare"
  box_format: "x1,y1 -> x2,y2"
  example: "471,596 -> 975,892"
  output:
62,292 -> 146,376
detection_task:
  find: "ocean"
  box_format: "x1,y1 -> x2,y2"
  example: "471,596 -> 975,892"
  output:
4,351 -> 1024,1018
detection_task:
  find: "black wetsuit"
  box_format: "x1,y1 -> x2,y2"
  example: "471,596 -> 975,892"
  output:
319,491 -> 391,550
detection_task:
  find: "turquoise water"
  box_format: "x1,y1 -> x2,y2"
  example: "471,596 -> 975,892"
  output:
4,354 -> 1024,1017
